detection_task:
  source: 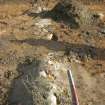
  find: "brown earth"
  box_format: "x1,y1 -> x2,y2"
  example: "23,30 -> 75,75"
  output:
0,1 -> 105,105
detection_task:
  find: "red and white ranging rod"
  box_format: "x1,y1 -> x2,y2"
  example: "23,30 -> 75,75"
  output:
67,69 -> 80,105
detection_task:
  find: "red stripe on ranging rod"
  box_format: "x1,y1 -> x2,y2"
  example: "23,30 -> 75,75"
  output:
67,70 -> 79,105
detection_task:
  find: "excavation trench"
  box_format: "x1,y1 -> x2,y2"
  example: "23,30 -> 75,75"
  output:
8,53 -> 71,105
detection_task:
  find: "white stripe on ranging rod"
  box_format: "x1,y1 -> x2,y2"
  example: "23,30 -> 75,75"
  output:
67,69 -> 79,105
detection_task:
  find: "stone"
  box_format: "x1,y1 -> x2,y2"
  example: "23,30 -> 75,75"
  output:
47,91 -> 57,105
39,71 -> 47,78
35,19 -> 52,28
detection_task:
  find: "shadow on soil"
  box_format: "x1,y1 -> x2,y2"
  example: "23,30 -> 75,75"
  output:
8,58 -> 40,105
11,39 -> 105,61
26,2 -> 79,29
